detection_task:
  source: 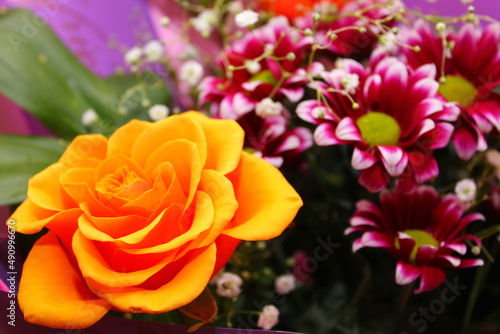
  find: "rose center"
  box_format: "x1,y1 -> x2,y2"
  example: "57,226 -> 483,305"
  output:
438,75 -> 477,108
396,229 -> 439,263
96,166 -> 151,203
355,112 -> 401,148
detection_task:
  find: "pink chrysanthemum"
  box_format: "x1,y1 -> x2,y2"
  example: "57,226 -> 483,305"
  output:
398,20 -> 500,159
238,112 -> 313,169
297,57 -> 460,192
345,186 -> 484,294
295,0 -> 399,58
199,16 -> 312,120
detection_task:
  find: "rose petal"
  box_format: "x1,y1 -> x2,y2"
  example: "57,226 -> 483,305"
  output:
108,119 -> 151,157
132,113 -> 207,168
19,232 -> 110,329
88,244 -> 217,314
223,152 -> 302,240
27,163 -> 76,211
186,111 -> 244,175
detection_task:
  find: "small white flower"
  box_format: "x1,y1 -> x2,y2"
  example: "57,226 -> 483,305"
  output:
340,73 -> 360,94
256,98 -> 283,118
148,104 -> 170,121
378,32 -> 397,53
257,305 -> 279,330
124,46 -> 142,65
180,60 -> 204,86
143,40 -> 164,62
82,109 -> 99,126
455,179 -> 477,203
245,60 -> 261,74
192,9 -> 218,37
216,272 -> 243,298
275,274 -> 297,295
235,9 -> 259,28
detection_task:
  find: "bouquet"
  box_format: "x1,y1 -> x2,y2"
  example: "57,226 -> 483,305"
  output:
1,0 -> 499,333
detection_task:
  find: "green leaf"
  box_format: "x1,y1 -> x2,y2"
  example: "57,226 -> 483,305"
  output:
0,8 -> 171,140
0,8 -> 119,139
101,72 -> 171,134
0,135 -> 66,206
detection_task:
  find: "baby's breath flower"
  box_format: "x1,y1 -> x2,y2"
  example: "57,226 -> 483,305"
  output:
235,9 -> 259,28
191,9 -> 218,37
180,60 -> 204,86
258,305 -> 279,330
124,46 -> 142,65
216,272 -> 243,298
256,98 -> 283,118
275,274 -> 297,295
82,109 -> 99,126
340,73 -> 360,94
148,104 -> 170,121
143,40 -> 164,62
455,178 -> 477,203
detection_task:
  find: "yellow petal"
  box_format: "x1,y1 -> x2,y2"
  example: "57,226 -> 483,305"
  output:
19,232 -> 111,329
72,229 -> 175,288
185,169 -> 238,250
131,113 -> 207,168
88,244 -> 216,314
184,111 -> 244,174
223,152 -> 302,240
107,119 -> 152,157
58,134 -> 107,168
145,139 -> 201,207
27,163 -> 76,211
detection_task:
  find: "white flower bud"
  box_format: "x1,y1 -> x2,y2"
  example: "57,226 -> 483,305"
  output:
235,9 -> 259,28
148,104 -> 170,121
245,60 -> 261,74
257,305 -> 279,330
82,109 -> 99,126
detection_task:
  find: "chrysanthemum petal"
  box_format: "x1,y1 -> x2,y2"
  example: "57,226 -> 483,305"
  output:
414,266 -> 446,294
395,261 -> 421,285
351,147 -> 377,170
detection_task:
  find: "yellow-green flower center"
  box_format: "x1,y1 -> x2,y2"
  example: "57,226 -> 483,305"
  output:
438,75 -> 477,108
355,112 -> 401,148
396,229 -> 439,263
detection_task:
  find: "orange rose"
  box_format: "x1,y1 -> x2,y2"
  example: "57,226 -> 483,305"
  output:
258,0 -> 350,20
8,111 -> 302,329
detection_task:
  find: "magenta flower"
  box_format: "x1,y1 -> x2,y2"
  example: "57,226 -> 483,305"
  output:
297,57 -> 459,192
295,0 -> 399,58
199,16 -> 312,120
238,111 -> 313,169
345,186 -> 484,294
399,20 -> 500,159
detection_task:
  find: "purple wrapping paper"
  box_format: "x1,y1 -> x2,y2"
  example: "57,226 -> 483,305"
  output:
0,0 -> 154,76
0,1 -> 499,333
406,0 -> 500,19
0,292 -> 300,334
